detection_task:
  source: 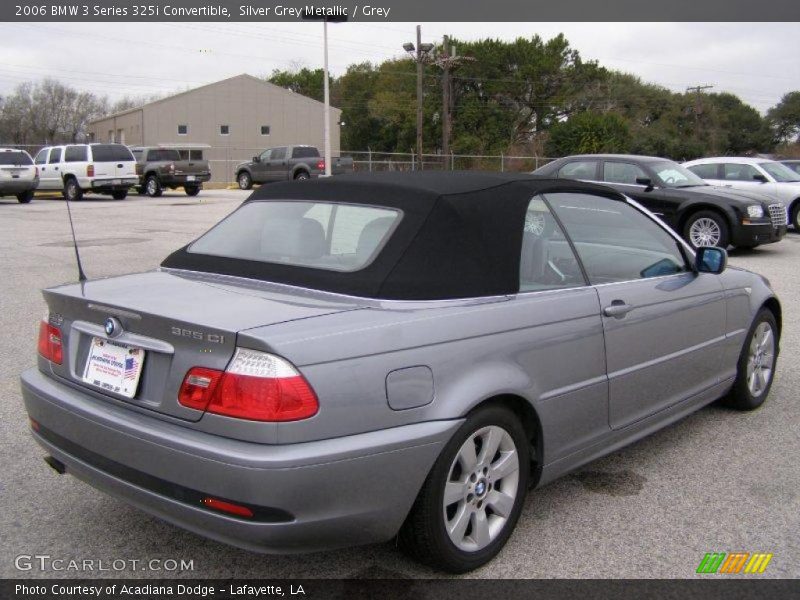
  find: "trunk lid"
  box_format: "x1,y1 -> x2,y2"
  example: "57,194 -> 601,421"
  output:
42,270 -> 362,422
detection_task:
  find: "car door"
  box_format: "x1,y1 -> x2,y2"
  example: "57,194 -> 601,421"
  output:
266,147 -> 288,180
33,148 -> 51,189
515,194 -> 609,461
720,163 -> 777,198
42,147 -> 63,190
600,160 -> 680,226
546,190 -> 727,430
251,149 -> 271,183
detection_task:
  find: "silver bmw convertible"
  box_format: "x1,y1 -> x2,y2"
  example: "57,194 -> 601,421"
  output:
21,172 -> 780,572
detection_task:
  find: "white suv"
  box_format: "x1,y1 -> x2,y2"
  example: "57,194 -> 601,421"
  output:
684,156 -> 800,230
0,148 -> 39,203
33,143 -> 138,200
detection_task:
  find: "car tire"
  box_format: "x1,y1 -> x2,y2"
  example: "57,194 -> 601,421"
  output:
63,178 -> 83,201
791,201 -> 800,231
16,190 -> 34,203
184,185 -> 200,197
683,210 -> 729,249
237,171 -> 253,190
145,175 -> 162,197
111,190 -> 128,200
722,308 -> 778,411
294,171 -> 310,181
398,405 -> 530,573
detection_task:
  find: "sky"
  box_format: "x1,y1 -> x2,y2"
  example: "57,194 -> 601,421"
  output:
0,22 -> 798,113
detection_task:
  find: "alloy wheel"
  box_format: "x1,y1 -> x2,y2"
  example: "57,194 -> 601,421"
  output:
747,321 -> 775,397
689,217 -> 721,247
443,425 -> 520,552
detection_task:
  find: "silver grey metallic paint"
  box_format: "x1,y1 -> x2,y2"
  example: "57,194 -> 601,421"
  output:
20,196 -> 780,554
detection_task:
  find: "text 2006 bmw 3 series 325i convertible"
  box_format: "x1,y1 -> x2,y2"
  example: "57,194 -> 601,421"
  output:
21,172 -> 780,572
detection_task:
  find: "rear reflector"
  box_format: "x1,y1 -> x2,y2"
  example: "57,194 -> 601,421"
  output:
178,349 -> 318,421
37,321 -> 63,365
202,497 -> 254,518
30,417 -> 40,432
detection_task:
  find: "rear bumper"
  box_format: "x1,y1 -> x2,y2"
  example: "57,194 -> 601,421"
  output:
21,368 -> 459,553
90,178 -> 138,192
138,174 -> 211,187
0,180 -> 38,194
731,222 -> 786,247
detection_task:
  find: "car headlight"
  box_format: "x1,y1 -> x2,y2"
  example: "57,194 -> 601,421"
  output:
747,205 -> 764,219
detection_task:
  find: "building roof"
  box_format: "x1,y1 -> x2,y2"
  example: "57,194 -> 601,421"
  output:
90,74 -> 340,124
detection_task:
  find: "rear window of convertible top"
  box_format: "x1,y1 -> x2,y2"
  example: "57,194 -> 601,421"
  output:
188,201 -> 401,272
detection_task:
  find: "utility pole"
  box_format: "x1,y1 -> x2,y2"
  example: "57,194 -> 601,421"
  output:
686,84 -> 714,148
403,27 -> 434,169
441,35 -> 451,161
432,37 -> 474,168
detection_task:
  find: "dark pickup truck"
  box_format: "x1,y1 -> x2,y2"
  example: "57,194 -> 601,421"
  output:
235,145 -> 353,189
131,146 -> 211,197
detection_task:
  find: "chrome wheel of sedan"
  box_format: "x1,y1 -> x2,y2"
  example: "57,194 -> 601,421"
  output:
443,425 -> 520,552
747,321 -> 775,397
689,217 -> 722,247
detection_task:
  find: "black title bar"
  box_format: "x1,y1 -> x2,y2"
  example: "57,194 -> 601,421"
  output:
3,0 -> 800,22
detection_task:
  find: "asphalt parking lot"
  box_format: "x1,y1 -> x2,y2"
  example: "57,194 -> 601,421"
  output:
1,189 -> 797,579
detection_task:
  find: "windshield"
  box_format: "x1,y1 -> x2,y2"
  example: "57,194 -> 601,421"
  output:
188,201 -> 401,272
651,161 -> 707,188
759,161 -> 800,183
0,151 -> 33,166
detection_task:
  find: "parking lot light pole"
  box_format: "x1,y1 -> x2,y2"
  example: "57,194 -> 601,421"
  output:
303,11 -> 347,177
323,19 -> 331,176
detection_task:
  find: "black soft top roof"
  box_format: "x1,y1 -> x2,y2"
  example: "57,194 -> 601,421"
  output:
162,172 -> 624,300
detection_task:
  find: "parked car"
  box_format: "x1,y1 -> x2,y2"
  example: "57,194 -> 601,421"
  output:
0,148 -> 38,203
235,145 -> 354,189
778,159 -> 800,175
33,143 -> 138,200
21,172 -> 781,573
683,157 -> 800,231
534,154 -> 787,249
130,146 -> 211,197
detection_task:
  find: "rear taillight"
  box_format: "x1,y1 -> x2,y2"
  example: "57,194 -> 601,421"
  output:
35,166 -> 39,178
169,163 -> 175,172
135,164 -> 143,175
86,164 -> 94,177
316,160 -> 325,171
37,321 -> 63,365
178,349 -> 318,421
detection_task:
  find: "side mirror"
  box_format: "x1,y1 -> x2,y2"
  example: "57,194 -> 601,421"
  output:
635,177 -> 654,191
252,156 -> 260,163
695,246 -> 727,274
753,173 -> 768,183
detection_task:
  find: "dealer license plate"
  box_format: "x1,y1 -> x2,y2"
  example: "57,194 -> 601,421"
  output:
82,337 -> 145,398
186,175 -> 196,182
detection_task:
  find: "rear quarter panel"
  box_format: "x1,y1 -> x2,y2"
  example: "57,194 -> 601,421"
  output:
239,287 -> 610,464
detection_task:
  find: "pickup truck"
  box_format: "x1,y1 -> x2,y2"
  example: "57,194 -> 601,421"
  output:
130,146 -> 211,197
235,145 -> 353,189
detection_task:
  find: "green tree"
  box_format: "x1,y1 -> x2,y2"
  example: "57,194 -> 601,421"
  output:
545,112 -> 631,155
767,91 -> 800,143
267,68 -> 325,103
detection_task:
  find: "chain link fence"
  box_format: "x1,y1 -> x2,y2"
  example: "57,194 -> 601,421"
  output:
1,143 -> 557,183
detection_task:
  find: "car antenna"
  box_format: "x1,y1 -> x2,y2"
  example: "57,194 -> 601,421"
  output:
64,192 -> 87,282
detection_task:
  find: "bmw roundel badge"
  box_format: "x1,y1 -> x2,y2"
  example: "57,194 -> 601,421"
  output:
105,317 -> 122,338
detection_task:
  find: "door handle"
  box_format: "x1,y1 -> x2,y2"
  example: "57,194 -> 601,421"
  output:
603,300 -> 634,318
